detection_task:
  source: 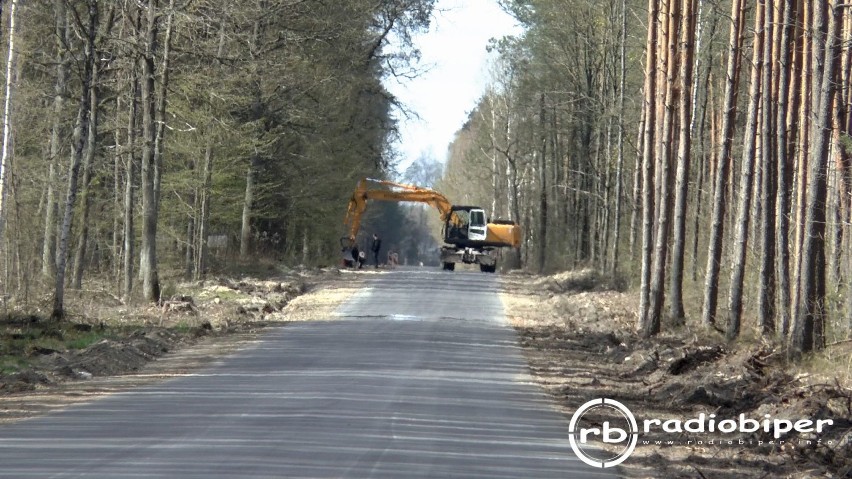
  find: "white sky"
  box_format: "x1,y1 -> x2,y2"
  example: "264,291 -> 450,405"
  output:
385,0 -> 522,173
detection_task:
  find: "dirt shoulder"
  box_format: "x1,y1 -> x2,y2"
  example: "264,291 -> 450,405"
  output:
0,267 -> 364,423
500,270 -> 852,479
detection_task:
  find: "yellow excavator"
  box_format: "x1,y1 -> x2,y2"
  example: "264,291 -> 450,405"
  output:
342,178 -> 521,272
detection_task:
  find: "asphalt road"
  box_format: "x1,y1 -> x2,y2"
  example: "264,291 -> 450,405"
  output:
0,268 -> 617,478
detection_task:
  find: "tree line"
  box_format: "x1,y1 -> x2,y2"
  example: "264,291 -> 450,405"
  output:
0,0 -> 436,318
441,0 -> 852,357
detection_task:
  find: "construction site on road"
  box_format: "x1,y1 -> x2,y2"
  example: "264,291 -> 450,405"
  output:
342,178 -> 521,272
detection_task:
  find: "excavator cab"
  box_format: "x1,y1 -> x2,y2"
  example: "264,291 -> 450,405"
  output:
467,208 -> 487,241
444,206 -> 488,244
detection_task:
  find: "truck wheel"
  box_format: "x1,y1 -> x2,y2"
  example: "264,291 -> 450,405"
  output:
480,264 -> 496,273
442,262 -> 455,271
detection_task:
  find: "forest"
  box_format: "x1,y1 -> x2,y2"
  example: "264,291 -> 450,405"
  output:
0,0 -> 439,318
0,0 -> 848,361
440,0 -> 852,358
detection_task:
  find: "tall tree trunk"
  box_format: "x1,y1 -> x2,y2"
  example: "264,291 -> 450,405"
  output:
488,92 -> 499,220
140,0 -> 160,302
185,205 -> 194,278
692,21 -> 717,282
196,140 -> 212,279
791,0 -> 815,320
120,6 -> 141,299
629,107 -> 645,261
646,0 -> 682,337
0,0 -> 16,241
43,163 -> 58,277
668,0 -> 698,324
123,55 -> 138,301
600,116 -> 613,272
152,0 -> 174,216
52,0 -> 97,320
240,154 -> 258,259
184,159 -> 196,279
508,157 -> 522,268
726,0 -> 766,340
69,4 -> 115,290
758,0 -> 777,335
72,62 -> 100,290
589,113 -> 603,266
774,0 -> 797,339
791,0 -> 840,356
196,17 -> 225,279
549,107 -> 561,258
112,102 -> 121,285
43,0 -> 67,278
537,92 -> 547,274
611,0 -> 628,278
780,0 -> 806,338
827,5 -> 848,314
702,0 -> 746,327
638,0 -> 659,330
842,8 -> 852,337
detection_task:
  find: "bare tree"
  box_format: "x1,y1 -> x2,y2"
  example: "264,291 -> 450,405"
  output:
646,0 -> 682,337
610,0 -> 628,278
726,0 -> 766,340
71,55 -> 100,290
196,140 -> 213,278
123,41 -> 139,301
701,0 -> 746,327
140,0 -> 161,302
668,0 -> 698,324
757,0 -> 777,335
0,0 -> 16,241
240,153 -> 258,259
638,0 -> 660,330
42,0 -> 68,278
791,0 -> 841,356
52,0 -> 98,319
72,5 -> 115,289
791,0 -> 814,321
537,92 -> 547,274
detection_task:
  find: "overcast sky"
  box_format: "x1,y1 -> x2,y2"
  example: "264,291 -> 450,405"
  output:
384,0 -> 521,174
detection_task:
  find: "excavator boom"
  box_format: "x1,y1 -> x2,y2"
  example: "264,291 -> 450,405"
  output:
343,178 -> 461,244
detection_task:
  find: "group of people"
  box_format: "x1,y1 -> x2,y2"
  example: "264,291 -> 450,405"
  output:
345,233 -> 393,269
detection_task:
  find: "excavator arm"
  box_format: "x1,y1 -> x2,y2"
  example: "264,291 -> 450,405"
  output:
342,178 -> 461,245
341,177 -> 521,262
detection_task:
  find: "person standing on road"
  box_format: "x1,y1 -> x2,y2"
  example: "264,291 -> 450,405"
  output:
350,244 -> 360,269
371,233 -> 382,268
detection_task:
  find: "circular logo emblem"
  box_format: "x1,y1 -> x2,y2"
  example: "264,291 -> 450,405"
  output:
568,398 -> 638,468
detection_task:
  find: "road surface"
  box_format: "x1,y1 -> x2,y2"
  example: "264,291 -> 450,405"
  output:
0,269 -> 617,478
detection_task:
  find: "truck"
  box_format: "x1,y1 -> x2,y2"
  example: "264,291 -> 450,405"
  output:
341,178 -> 521,272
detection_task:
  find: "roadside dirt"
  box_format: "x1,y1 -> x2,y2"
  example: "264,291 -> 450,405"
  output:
0,267 -> 363,423
501,270 -> 852,479
5,266 -> 850,477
